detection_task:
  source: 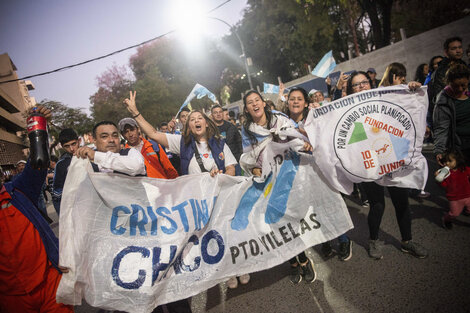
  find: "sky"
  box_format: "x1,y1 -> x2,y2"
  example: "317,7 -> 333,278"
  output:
0,0 -> 248,115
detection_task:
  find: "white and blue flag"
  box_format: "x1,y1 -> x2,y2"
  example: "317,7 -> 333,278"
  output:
311,50 -> 336,78
177,83 -> 217,116
263,82 -> 280,94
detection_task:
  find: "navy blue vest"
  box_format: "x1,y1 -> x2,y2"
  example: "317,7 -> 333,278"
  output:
179,136 -> 226,175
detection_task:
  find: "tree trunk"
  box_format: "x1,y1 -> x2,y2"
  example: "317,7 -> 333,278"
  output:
358,0 -> 384,49
378,0 -> 393,46
347,2 -> 361,56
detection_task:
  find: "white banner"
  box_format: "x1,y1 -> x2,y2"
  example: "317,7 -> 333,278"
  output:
56,143 -> 353,313
304,85 -> 429,194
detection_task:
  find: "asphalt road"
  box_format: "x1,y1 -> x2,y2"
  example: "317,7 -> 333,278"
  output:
48,150 -> 470,313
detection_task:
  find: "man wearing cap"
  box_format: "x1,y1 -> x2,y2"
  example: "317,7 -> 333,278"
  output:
52,128 -> 79,215
118,118 -> 178,179
366,68 -> 381,88
308,89 -> 328,106
11,160 -> 26,181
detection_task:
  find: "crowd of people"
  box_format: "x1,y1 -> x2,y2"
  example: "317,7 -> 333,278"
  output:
1,35 -> 470,313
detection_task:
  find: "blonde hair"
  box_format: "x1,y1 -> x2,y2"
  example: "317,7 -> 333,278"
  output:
379,62 -> 407,87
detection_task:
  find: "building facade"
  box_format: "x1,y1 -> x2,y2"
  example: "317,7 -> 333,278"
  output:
0,53 -> 36,176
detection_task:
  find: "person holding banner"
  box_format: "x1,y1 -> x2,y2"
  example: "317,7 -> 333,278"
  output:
123,91 -> 236,176
346,70 -> 428,260
287,87 -> 353,263
240,90 -> 317,284
74,121 -> 146,176
123,91 -> 248,289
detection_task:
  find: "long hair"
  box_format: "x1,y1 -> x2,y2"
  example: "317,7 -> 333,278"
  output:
428,55 -> 443,72
182,110 -> 221,145
346,71 -> 373,95
242,90 -> 274,145
285,87 -> 309,121
414,63 -> 428,84
380,62 -> 407,87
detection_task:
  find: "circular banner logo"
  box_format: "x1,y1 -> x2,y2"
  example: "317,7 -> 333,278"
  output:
333,100 -> 417,180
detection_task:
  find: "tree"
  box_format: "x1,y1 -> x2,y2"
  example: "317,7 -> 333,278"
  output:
39,99 -> 94,137
229,0 -> 337,87
89,64 -> 134,124
391,0 -> 468,40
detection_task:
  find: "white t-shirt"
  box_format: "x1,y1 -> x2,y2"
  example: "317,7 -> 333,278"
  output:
166,134 -> 237,174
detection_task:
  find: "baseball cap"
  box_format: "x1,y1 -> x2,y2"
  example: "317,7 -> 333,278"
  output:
308,89 -> 318,96
367,67 -> 376,74
16,160 -> 26,166
118,118 -> 138,132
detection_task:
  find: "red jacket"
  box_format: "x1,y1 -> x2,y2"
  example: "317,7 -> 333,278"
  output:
441,166 -> 470,201
0,187 -> 49,295
126,137 -> 178,179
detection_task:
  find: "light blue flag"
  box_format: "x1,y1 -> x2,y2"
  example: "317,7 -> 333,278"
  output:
311,50 -> 336,78
263,82 -> 280,94
176,83 -> 217,116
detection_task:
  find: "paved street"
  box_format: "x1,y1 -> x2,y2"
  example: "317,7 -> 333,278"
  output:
48,150 -> 470,313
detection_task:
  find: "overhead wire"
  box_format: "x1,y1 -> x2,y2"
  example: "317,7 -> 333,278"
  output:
0,0 -> 232,85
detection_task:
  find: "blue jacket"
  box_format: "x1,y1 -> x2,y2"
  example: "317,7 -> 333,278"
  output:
4,161 -> 60,271
180,136 -> 226,175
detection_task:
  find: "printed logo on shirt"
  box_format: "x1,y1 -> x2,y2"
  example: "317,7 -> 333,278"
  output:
220,131 -> 227,139
201,153 -> 213,159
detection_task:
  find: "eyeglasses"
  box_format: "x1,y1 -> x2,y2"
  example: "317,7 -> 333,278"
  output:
352,80 -> 370,89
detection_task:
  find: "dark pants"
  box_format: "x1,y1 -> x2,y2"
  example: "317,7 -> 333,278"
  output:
52,197 -> 61,216
152,299 -> 192,313
289,251 -> 308,265
362,182 -> 412,241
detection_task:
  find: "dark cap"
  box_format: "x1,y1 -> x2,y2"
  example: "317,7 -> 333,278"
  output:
58,128 -> 78,145
118,118 -> 138,132
367,67 -> 376,74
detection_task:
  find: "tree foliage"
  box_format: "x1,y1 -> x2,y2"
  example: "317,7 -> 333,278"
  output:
89,64 -> 134,124
88,0 -> 464,118
39,99 -> 94,137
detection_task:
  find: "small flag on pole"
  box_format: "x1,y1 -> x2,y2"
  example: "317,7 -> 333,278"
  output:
263,83 -> 280,94
176,84 -> 217,117
311,51 -> 336,78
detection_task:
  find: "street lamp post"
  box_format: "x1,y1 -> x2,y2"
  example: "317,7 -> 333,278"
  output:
209,17 -> 253,90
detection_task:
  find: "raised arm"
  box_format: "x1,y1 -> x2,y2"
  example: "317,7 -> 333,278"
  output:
123,91 -> 169,148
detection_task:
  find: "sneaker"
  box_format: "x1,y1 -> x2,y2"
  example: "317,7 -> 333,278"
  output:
368,239 -> 384,260
361,200 -> 369,207
417,190 -> 430,198
227,276 -> 238,289
289,265 -> 302,284
338,240 -> 353,261
321,241 -> 333,257
300,260 -> 316,283
401,241 -> 428,259
442,216 -> 453,230
239,273 -> 250,285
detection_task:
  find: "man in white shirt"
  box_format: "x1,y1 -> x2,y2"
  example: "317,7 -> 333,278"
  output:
75,121 -> 146,176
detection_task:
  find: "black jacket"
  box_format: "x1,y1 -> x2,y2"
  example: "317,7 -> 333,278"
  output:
217,121 -> 242,161
429,58 -> 467,110
433,89 -> 461,155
